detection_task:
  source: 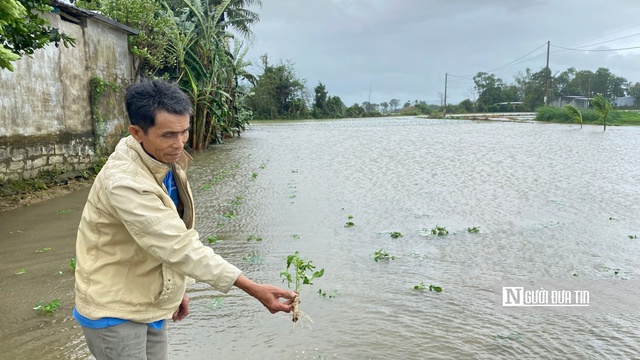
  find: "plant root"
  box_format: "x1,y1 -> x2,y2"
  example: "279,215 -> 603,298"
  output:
292,290 -> 300,322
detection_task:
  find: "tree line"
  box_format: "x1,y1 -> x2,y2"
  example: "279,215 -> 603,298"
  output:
3,1 -> 639,147
453,67 -> 639,114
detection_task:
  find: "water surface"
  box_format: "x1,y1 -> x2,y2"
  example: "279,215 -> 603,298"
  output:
1,117 -> 638,359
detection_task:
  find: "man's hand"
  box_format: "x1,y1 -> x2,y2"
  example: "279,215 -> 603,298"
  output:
234,275 -> 297,314
172,293 -> 190,322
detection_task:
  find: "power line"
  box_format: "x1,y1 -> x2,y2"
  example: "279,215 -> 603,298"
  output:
448,42 -> 548,78
551,44 -> 640,52
483,42 -> 548,74
573,31 -> 640,49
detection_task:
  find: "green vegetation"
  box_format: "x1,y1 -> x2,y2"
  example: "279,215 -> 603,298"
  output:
373,248 -> 396,262
467,227 -> 481,233
591,95 -> 613,131
35,247 -> 51,253
628,235 -> 637,239
344,221 -> 355,228
390,231 -> 403,239
318,289 -> 337,299
429,226 -> 449,236
291,234 -> 300,239
536,106 -> 640,126
564,104 -> 583,128
33,299 -> 61,313
15,268 -> 25,275
242,254 -> 262,264
207,235 -> 218,244
69,258 -> 77,270
246,235 -> 262,242
57,209 -> 74,215
1,0 -> 77,71
280,251 -> 324,322
412,282 -> 443,292
231,195 -> 244,206
209,297 -> 224,309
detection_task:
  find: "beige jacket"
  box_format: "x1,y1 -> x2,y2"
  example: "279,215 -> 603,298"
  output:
75,136 -> 241,322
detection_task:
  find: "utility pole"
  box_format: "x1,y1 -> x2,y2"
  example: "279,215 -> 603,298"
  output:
544,40 -> 550,106
444,73 -> 448,117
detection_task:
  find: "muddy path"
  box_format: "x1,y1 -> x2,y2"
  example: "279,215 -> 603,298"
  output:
0,187 -> 92,359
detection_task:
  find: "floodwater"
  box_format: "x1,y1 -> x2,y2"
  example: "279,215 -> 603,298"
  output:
1,117 -> 639,359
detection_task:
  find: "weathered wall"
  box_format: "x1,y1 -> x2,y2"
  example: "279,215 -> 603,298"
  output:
0,9 -> 133,181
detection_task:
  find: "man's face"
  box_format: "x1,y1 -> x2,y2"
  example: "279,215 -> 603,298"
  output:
129,111 -> 190,164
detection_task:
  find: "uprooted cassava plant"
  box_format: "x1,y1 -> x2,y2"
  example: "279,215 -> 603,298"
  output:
280,251 -> 324,322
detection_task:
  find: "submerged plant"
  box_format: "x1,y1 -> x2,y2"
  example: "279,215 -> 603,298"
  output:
429,226 -> 449,236
34,299 -> 61,313
373,248 -> 396,262
318,289 -> 337,299
246,235 -> 263,242
412,282 -> 443,292
280,251 -> 324,322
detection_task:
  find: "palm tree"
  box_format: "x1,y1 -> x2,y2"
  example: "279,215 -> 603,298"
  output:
591,95 -> 612,131
212,0 -> 261,39
564,104 -> 583,129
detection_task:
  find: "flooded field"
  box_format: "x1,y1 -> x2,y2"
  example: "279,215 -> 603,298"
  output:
1,117 -> 639,359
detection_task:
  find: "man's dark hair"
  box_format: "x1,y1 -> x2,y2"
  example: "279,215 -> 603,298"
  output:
125,79 -> 193,133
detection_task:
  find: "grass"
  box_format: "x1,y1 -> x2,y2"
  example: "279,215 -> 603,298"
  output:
536,106 -> 640,126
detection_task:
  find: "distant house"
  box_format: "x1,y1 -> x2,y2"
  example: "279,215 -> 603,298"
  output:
552,96 -> 591,108
612,96 -> 635,107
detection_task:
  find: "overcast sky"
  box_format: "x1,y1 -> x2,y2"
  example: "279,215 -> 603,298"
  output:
241,0 -> 640,107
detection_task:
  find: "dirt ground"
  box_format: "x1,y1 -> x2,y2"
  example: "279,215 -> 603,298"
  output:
0,179 -> 93,213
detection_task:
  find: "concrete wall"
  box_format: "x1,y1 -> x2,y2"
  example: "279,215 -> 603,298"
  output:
0,9 -> 134,181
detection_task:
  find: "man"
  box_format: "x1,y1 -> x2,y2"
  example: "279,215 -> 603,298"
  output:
73,79 -> 296,359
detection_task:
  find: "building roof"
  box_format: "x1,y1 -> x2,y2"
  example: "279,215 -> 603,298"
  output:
49,0 -> 139,35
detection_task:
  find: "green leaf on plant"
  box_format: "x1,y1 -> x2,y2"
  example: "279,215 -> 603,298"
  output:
33,299 -> 61,313
15,268 -> 26,275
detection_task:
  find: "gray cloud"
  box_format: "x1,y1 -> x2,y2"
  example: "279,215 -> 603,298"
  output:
243,0 -> 640,106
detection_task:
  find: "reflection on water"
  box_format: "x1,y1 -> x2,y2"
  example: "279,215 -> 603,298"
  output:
170,118 -> 640,359
1,118 -> 639,359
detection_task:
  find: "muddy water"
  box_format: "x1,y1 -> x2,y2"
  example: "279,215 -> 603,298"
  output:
1,118 -> 639,359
